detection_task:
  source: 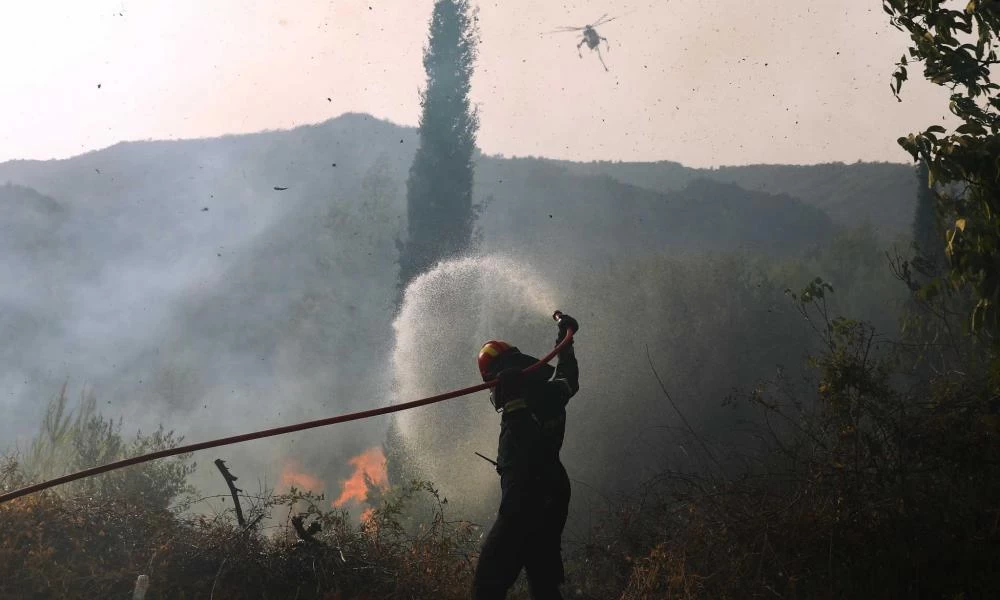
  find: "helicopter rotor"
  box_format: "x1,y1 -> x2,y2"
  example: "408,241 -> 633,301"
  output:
542,11 -> 628,36
542,25 -> 588,35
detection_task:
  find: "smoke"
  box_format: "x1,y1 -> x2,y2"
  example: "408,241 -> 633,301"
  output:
390,254 -> 559,515
0,126 -> 411,511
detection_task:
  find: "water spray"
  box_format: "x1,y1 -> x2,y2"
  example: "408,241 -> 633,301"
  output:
386,255 -> 562,510
0,325 -> 574,505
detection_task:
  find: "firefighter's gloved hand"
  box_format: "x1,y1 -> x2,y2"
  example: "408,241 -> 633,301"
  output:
555,313 -> 580,344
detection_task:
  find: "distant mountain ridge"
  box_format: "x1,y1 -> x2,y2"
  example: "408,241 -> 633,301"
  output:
473,157 -> 836,261
552,158 -> 916,238
0,113 -> 916,241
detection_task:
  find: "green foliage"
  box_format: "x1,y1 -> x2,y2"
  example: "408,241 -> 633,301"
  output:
0,455 -> 23,493
398,0 -> 480,290
21,385 -> 195,510
886,0 -> 1000,341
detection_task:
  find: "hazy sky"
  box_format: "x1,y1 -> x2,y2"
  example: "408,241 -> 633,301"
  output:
0,0 -> 952,167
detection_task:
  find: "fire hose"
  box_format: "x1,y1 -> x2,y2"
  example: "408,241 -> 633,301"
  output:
0,318 -> 574,505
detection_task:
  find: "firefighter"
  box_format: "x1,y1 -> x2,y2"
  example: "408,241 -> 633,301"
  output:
472,312 -> 580,600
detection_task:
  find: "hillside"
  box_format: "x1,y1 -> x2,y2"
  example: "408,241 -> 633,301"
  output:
556,159 -> 917,238
475,157 -> 835,261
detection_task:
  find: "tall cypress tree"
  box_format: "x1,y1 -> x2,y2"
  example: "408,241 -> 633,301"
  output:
387,0 -> 479,489
911,160 -> 945,279
397,0 -> 479,292
905,160 -> 963,374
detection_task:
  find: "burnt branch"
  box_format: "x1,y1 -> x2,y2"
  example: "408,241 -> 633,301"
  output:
213,459 -> 245,527
291,515 -> 323,545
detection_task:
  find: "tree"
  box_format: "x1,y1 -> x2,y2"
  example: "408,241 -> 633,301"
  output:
23,385 -> 194,510
885,0 -> 1000,342
899,160 -> 971,375
911,160 -> 947,278
397,0 -> 480,292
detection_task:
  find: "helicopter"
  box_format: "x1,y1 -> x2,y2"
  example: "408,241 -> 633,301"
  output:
544,13 -> 622,71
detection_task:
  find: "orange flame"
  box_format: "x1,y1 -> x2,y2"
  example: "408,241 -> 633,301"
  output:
278,459 -> 324,493
333,447 -> 388,508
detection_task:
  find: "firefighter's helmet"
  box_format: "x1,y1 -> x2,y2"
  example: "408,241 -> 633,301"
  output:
478,340 -> 513,380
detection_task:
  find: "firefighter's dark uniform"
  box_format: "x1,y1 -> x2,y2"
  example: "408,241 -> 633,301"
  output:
472,341 -> 579,600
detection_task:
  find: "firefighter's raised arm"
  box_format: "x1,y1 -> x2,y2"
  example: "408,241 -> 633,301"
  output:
549,311 -> 580,402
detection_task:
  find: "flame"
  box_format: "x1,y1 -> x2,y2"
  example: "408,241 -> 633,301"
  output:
332,447 -> 388,508
278,459 -> 324,492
